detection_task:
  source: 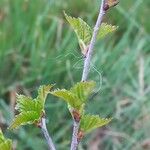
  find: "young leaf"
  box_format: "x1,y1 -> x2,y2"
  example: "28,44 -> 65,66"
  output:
0,130 -> 5,143
50,89 -> 82,110
70,81 -> 95,102
80,114 -> 112,133
0,129 -> 12,150
64,12 -> 92,55
50,81 -> 95,111
64,13 -> 118,55
97,23 -> 118,39
9,84 -> 53,130
9,111 -> 39,129
15,95 -> 42,114
37,85 -> 54,105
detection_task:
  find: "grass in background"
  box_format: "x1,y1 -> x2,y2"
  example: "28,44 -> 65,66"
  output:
0,0 -> 149,149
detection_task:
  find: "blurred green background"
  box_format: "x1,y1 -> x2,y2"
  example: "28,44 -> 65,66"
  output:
0,0 -> 149,149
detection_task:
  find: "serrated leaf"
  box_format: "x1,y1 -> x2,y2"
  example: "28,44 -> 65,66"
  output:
0,129 -> 12,150
70,81 -> 96,102
51,89 -> 82,110
0,140 -> 12,150
64,13 -> 118,54
97,23 -> 118,39
9,111 -> 39,129
51,81 -> 96,111
10,84 -> 53,130
64,12 -> 92,55
80,114 -> 112,133
15,95 -> 42,114
0,129 -> 5,143
37,85 -> 54,106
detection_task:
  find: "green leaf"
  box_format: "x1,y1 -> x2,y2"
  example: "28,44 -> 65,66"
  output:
64,13 -> 118,55
9,84 -> 53,130
70,81 -> 96,102
51,81 -> 96,111
15,95 -> 42,114
97,23 -> 118,39
0,140 -> 12,150
0,129 -> 12,150
0,130 -> 5,143
9,111 -> 39,129
51,89 -> 82,110
37,85 -> 54,106
64,12 -> 92,55
80,114 -> 112,133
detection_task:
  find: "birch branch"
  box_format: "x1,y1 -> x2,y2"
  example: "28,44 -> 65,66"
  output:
82,0 -> 106,81
41,117 -> 56,150
71,0 -> 106,150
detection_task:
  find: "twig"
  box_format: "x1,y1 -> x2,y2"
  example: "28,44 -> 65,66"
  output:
70,120 -> 80,150
82,0 -> 106,81
41,117 -> 56,150
70,0 -> 106,150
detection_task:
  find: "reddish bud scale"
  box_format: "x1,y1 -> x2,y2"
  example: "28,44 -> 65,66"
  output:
77,130 -> 84,142
35,120 -> 41,128
103,3 -> 110,11
72,110 -> 81,122
41,111 -> 46,118
35,112 -> 46,128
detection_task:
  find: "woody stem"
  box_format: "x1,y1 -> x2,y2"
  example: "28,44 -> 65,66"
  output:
70,0 -> 106,150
